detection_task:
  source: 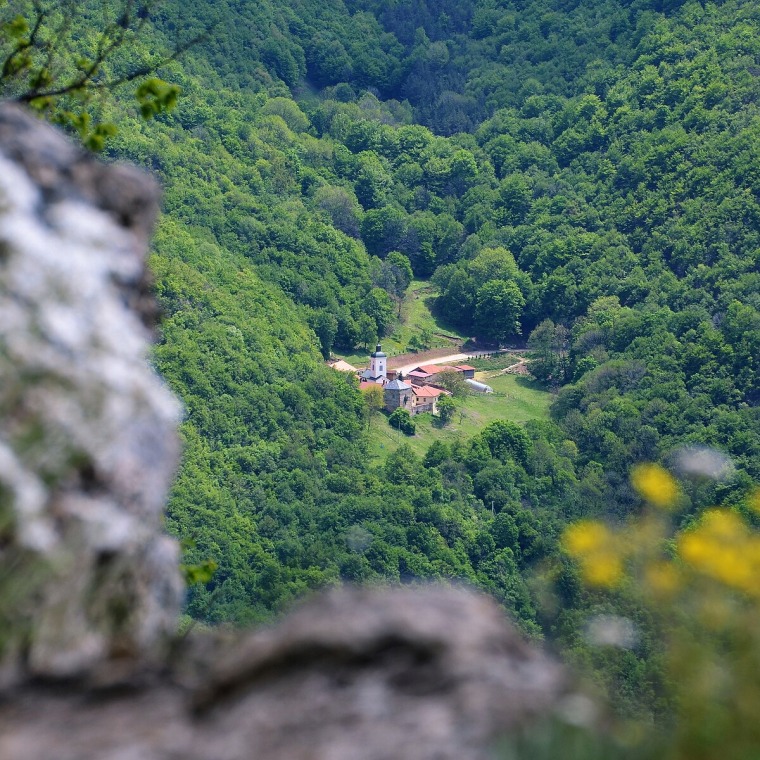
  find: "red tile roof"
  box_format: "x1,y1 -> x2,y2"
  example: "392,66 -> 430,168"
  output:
413,385 -> 444,398
455,364 -> 476,371
419,364 -> 461,374
360,379 -> 386,390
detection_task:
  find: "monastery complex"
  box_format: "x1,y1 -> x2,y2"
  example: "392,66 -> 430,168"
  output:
330,345 -> 480,416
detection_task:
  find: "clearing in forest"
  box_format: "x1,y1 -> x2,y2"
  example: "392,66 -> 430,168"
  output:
336,280 -> 467,367
367,366 -> 551,461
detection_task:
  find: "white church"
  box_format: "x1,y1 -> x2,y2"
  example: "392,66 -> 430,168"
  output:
358,344 -> 387,384
355,344 -> 448,415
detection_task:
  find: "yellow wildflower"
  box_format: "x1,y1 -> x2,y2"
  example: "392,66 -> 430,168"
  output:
563,521 -> 622,588
701,509 -> 747,539
645,561 -> 681,597
562,520 -> 611,558
631,463 -> 680,509
679,532 -> 712,566
581,551 -> 623,588
678,509 -> 760,594
714,548 -> 753,590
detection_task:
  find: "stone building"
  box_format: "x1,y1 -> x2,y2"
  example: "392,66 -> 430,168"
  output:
384,373 -> 450,416
384,375 -> 413,413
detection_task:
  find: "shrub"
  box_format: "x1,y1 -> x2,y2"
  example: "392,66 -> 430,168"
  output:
388,407 -> 415,435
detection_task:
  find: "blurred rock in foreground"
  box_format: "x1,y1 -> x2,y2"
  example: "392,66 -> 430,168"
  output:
1,586 -> 566,760
0,105 -> 567,759
0,104 -> 182,684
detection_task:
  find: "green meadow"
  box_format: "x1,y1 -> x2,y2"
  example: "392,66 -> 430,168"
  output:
368,370 -> 551,461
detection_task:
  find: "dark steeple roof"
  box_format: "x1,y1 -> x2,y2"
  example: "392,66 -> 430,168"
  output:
370,344 -> 387,358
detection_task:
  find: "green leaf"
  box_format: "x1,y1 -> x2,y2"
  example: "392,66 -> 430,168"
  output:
135,78 -> 181,120
181,558 -> 218,586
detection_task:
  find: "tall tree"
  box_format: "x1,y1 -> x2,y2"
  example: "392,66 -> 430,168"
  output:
474,280 -> 525,343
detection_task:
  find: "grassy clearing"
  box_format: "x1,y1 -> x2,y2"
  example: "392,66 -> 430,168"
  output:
468,373 -> 550,424
467,353 -> 528,371
336,280 -> 467,367
396,280 -> 466,346
366,373 -> 552,462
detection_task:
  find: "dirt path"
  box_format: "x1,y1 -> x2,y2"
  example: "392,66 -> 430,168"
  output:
479,357 -> 530,377
391,348 -> 516,375
387,346 -> 468,370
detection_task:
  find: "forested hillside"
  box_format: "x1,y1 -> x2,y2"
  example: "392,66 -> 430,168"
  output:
4,0 -> 760,723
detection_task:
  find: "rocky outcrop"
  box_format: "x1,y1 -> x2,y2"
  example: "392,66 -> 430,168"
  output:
0,105 -> 569,758
0,586 -> 567,760
0,104 -> 182,685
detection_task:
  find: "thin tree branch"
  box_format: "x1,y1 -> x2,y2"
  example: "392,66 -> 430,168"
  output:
7,0 -> 208,106
98,31 -> 208,89
0,6 -> 47,83
16,25 -> 207,103
16,1 -> 134,102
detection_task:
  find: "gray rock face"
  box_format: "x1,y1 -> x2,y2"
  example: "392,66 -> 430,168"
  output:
193,586 -> 567,760
0,105 -> 570,758
0,104 -> 183,684
0,587 -> 567,760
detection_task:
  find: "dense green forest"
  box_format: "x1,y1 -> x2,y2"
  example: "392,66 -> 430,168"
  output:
4,0 -> 760,725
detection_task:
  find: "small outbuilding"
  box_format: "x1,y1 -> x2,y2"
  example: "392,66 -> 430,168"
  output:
384,376 -> 414,413
330,359 -> 358,373
465,378 -> 493,394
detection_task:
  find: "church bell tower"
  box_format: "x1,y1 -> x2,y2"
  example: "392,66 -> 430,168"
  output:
370,344 -> 387,381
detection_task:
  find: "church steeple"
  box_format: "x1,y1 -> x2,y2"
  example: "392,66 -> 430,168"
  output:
369,344 -> 387,380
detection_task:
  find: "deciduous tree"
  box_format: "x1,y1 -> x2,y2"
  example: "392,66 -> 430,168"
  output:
436,394 -> 455,425
0,0 -> 197,149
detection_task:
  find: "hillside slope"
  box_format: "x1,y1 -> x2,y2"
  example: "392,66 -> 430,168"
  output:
12,0 -> 758,718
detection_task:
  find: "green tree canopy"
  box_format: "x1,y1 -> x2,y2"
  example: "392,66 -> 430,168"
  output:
475,280 -> 525,343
